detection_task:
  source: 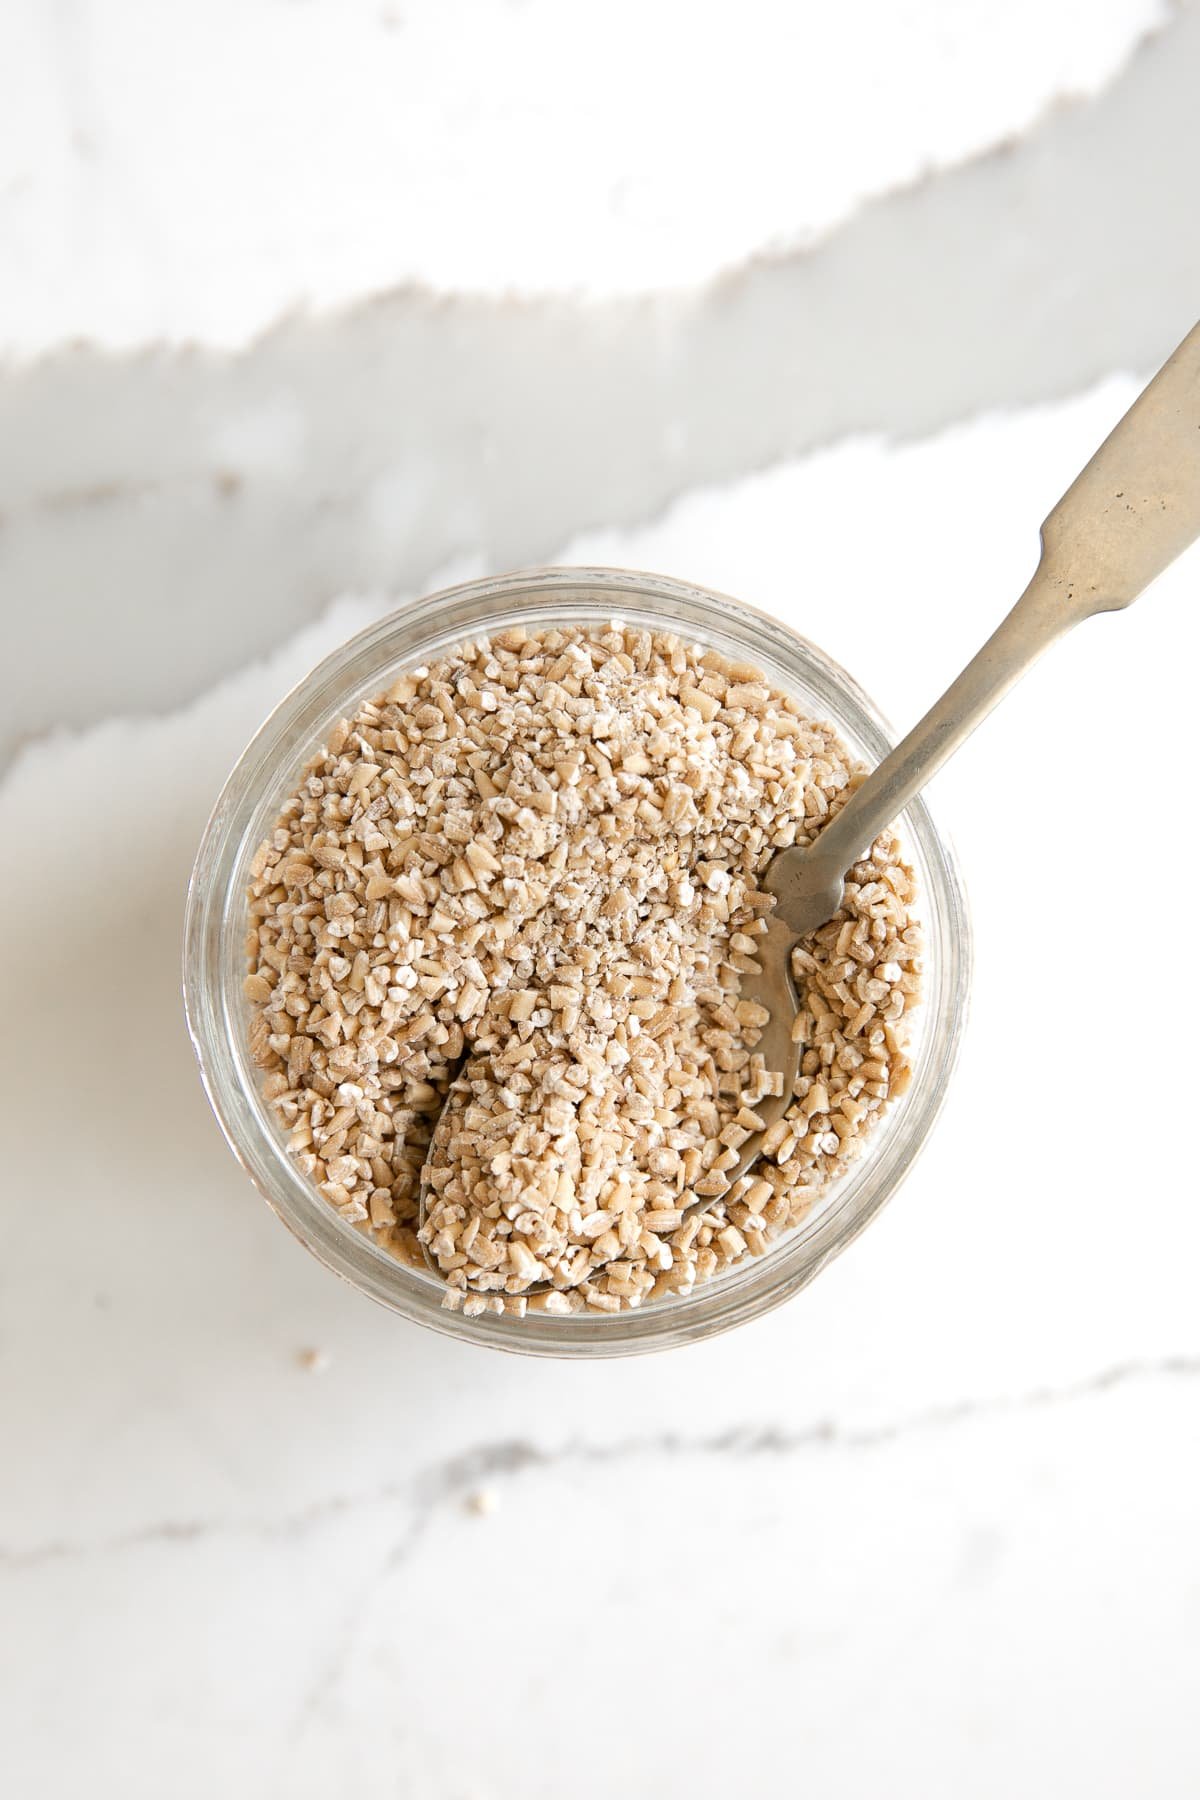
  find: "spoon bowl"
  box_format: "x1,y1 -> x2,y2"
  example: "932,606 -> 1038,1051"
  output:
417,907 -> 805,1297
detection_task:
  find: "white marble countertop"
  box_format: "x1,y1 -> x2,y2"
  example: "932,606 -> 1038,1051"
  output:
3,5 -> 1200,1796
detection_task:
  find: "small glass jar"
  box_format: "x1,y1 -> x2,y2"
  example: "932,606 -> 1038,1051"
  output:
184,568 -> 970,1356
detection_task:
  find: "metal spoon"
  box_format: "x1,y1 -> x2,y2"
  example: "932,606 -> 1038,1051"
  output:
765,319 -> 1200,938
420,318 -> 1200,1294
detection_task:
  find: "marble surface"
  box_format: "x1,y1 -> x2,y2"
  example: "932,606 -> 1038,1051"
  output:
0,0 -> 1168,349
3,6 -> 1200,1797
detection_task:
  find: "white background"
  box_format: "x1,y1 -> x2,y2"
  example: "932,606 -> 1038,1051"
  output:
2,4 -> 1199,1796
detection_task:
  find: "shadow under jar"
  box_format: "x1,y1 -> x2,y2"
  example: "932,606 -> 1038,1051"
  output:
184,568 -> 970,1357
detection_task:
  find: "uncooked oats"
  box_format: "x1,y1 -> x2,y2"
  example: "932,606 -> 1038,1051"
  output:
245,623 -> 922,1317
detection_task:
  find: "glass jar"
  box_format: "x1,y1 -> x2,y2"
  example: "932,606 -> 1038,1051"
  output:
184,568 -> 970,1356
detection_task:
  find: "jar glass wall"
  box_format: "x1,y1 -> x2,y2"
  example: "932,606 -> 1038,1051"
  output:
184,568 -> 970,1356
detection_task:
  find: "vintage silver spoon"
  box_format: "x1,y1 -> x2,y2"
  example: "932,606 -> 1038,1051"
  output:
763,321 -> 1200,941
420,318 -> 1200,1292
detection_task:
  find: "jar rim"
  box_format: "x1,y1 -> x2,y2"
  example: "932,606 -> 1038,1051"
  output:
183,566 -> 971,1357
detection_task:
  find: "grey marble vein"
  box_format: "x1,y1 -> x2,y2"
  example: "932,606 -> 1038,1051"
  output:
3,2 -> 1199,763
4,1352 -> 1197,1572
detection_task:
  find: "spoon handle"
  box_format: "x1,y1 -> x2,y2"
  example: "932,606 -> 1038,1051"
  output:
801,319 -> 1200,883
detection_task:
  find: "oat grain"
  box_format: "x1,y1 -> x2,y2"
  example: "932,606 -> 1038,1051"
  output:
246,624 -> 921,1316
